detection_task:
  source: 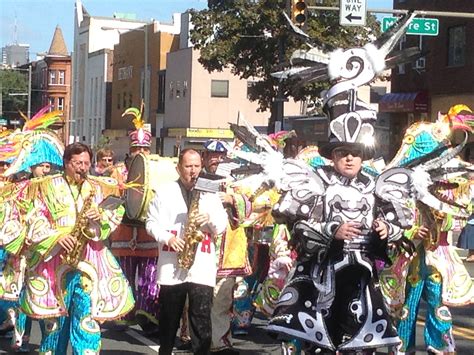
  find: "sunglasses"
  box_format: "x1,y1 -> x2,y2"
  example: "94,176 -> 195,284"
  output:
101,157 -> 113,162
0,162 -> 9,167
333,148 -> 363,159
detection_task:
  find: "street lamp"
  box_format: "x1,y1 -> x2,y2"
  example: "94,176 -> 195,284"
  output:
101,24 -> 150,123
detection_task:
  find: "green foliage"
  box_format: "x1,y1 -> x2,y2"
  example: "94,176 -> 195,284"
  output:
189,0 -> 381,112
0,69 -> 29,117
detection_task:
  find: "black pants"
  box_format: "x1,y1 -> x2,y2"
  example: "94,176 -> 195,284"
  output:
158,282 -> 213,355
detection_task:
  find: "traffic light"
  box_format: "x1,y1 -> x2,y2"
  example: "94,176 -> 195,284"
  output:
291,0 -> 307,27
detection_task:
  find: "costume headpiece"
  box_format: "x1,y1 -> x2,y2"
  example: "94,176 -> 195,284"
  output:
0,105 -> 64,177
123,106 -> 152,148
273,12 -> 419,161
203,139 -> 227,153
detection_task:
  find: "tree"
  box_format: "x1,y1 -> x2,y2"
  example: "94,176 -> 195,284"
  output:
0,68 -> 29,119
189,0 -> 380,130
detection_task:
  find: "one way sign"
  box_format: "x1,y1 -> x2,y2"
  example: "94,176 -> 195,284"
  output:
340,0 -> 367,26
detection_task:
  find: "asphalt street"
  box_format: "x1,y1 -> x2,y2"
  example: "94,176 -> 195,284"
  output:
1,251 -> 473,354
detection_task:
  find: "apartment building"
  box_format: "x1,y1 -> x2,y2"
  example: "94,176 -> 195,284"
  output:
380,0 -> 474,158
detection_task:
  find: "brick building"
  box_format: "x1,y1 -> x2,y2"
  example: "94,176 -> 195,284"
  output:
25,26 -> 72,143
379,0 -> 474,158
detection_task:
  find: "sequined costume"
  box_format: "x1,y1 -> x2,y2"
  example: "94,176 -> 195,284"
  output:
231,186 -> 280,335
0,182 -> 33,351
20,174 -> 134,354
0,107 -> 66,351
267,163 -> 403,353
394,205 -> 473,354
108,107 -> 160,329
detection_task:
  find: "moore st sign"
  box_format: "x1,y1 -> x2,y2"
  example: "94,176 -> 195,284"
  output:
382,17 -> 439,36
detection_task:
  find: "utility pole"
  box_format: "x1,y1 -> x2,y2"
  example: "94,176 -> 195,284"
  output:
268,1 -> 290,134
275,36 -> 286,132
27,64 -> 32,119
143,24 -> 149,123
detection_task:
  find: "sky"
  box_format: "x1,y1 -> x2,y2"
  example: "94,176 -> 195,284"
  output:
0,0 -> 393,58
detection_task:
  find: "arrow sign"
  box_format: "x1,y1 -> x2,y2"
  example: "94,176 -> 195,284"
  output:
345,13 -> 362,22
340,0 -> 367,27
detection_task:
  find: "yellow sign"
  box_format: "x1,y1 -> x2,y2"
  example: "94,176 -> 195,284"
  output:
167,128 -> 234,139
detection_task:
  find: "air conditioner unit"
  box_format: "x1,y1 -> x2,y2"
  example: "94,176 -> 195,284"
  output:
414,57 -> 426,69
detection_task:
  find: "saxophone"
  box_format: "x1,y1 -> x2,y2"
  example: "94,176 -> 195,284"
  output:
178,190 -> 205,269
418,203 -> 440,251
64,178 -> 97,268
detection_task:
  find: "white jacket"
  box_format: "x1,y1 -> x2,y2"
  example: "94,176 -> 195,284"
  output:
146,180 -> 227,287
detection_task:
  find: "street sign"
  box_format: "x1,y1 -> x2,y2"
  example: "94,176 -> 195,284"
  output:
9,120 -> 21,125
0,119 -> 7,125
382,17 -> 439,36
339,0 -> 367,27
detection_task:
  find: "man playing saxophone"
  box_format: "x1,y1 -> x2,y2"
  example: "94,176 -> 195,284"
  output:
19,142 -> 134,354
146,148 -> 227,355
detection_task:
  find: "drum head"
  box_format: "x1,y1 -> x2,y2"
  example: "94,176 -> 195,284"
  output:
125,153 -> 147,220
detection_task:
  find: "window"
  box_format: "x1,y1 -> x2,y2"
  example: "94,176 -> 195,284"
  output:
247,81 -> 258,99
117,93 -> 121,109
48,70 -> 56,85
58,70 -> 65,85
123,92 -> 127,109
211,80 -> 229,98
42,68 -> 47,87
158,70 -> 166,113
58,97 -> 64,110
448,25 -> 465,67
128,92 -> 133,107
94,77 -> 98,116
48,97 -> 55,110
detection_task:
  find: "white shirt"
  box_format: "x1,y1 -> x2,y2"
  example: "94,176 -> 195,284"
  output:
146,180 -> 227,287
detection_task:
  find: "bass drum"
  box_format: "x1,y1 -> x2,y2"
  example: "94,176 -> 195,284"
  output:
125,153 -> 178,221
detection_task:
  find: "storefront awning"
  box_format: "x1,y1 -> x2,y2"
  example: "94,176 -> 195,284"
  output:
379,92 -> 428,113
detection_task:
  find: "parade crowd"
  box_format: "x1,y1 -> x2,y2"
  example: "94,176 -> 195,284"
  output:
1,13 -> 474,355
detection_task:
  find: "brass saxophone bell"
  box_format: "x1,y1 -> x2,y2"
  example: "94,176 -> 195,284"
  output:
81,226 -> 95,240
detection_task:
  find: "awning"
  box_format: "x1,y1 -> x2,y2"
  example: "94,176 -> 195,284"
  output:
379,92 -> 428,113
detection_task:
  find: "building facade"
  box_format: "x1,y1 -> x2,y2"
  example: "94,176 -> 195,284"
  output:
29,26 -> 72,143
160,13 -> 302,156
71,0 -> 150,145
381,0 -> 474,158
2,44 -> 29,68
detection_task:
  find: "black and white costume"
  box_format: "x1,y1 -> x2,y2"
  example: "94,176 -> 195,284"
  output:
268,165 -> 402,352
265,12 -> 422,354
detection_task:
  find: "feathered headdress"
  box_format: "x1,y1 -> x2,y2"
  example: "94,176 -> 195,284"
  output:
122,105 -> 151,148
273,12 -> 419,160
1,105 -> 64,177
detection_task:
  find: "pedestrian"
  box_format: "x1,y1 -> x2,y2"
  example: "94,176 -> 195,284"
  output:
93,148 -> 115,176
146,148 -> 227,355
